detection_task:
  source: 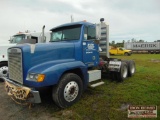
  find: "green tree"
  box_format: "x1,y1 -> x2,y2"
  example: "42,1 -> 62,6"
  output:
111,40 -> 115,45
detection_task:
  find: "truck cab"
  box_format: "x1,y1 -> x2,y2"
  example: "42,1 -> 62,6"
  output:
10,32 -> 51,44
3,20 -> 135,108
50,22 -> 99,67
0,31 -> 51,81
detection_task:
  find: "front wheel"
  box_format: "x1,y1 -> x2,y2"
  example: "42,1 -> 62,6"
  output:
0,62 -> 8,82
52,73 -> 83,108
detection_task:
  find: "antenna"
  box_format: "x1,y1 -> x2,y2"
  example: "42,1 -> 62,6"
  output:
71,15 -> 74,23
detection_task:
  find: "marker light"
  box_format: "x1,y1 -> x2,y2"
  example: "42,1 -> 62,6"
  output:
27,73 -> 45,82
37,74 -> 45,82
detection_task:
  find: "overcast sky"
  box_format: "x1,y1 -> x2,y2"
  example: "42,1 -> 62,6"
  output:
0,0 -> 160,44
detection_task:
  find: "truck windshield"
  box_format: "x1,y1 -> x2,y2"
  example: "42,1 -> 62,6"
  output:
50,25 -> 81,42
10,35 -> 25,43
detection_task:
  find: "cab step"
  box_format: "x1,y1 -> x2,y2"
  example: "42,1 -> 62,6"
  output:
89,81 -> 105,88
88,70 -> 104,87
88,70 -> 101,82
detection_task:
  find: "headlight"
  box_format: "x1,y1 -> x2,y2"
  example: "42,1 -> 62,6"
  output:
27,73 -> 45,82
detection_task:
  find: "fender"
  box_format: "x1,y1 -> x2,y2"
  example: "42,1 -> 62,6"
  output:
25,60 -> 88,88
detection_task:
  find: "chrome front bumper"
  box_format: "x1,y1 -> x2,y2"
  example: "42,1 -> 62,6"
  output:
2,77 -> 41,103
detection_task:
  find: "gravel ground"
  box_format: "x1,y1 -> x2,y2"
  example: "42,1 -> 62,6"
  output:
0,82 -> 60,120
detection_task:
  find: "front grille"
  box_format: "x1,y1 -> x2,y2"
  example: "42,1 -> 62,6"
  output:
8,48 -> 23,84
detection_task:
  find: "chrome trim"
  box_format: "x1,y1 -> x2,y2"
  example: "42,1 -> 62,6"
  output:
8,48 -> 23,84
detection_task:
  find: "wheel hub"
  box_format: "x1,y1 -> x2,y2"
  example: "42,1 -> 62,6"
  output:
69,87 -> 75,95
0,66 -> 8,77
64,81 -> 79,102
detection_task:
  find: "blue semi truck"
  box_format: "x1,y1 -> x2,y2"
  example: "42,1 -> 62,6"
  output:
3,18 -> 135,108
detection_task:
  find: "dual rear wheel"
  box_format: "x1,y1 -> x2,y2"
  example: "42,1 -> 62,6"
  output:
111,60 -> 135,82
123,60 -> 136,77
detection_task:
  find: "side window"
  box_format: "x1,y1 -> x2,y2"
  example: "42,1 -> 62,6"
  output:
84,26 -> 96,40
52,31 -> 62,41
62,27 -> 80,40
88,27 -> 96,40
31,36 -> 38,43
119,48 -> 121,50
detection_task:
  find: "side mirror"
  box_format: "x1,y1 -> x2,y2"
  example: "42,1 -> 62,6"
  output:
96,24 -> 101,40
8,36 -> 13,42
84,34 -> 87,40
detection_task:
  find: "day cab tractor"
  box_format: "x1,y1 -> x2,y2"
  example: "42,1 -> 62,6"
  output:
2,18 -> 136,108
0,26 -> 50,81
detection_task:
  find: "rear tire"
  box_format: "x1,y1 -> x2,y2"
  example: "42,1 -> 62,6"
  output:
116,62 -> 128,82
52,73 -> 83,108
123,60 -> 136,77
0,62 -> 8,82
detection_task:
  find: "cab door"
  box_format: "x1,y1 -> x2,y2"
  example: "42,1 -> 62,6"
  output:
82,26 -> 99,67
118,48 -> 124,55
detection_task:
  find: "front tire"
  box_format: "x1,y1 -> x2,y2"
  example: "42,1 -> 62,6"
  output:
0,62 -> 8,82
52,73 -> 83,108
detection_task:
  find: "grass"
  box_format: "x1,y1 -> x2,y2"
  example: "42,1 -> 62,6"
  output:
38,54 -> 160,120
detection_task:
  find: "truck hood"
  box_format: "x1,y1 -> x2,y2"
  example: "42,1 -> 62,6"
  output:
124,50 -> 132,52
11,42 -> 75,79
31,42 -> 75,64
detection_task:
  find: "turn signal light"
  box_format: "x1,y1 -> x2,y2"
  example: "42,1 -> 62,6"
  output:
37,74 -> 45,82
